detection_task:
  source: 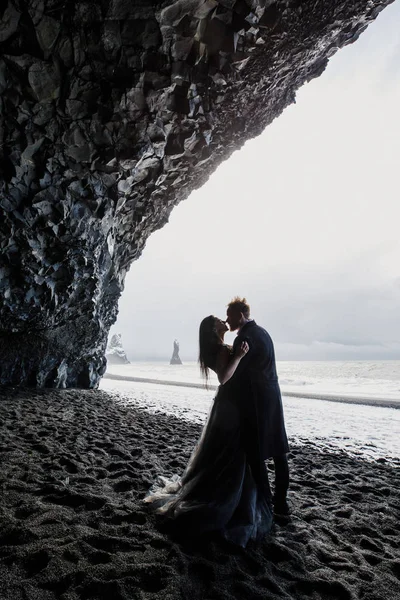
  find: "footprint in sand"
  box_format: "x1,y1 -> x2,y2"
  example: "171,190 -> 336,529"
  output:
59,456 -> 79,474
112,479 -> 137,493
84,534 -> 133,553
108,469 -> 134,481
79,580 -> 122,600
37,429 -> 50,438
263,541 -> 295,563
23,549 -> 50,576
43,491 -> 106,511
88,550 -> 112,565
149,536 -> 172,549
0,525 -> 37,546
108,511 -> 146,525
360,536 -> 384,553
334,507 -> 354,518
292,578 -> 353,600
106,461 -> 128,473
62,547 -> 80,564
390,560 -> 400,580
130,449 -> 143,459
32,443 -> 51,455
363,552 -> 382,566
132,564 -> 173,593
14,504 -> 38,519
108,448 -> 132,460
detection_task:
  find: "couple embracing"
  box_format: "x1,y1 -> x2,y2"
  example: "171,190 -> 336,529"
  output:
146,297 -> 289,548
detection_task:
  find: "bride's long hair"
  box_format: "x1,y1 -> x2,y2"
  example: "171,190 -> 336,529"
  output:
198,315 -> 221,384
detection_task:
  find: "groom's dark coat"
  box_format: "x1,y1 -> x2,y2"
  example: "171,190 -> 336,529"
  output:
231,321 -> 289,460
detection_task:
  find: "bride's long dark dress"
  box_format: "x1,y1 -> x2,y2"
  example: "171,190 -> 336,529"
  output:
144,359 -> 273,547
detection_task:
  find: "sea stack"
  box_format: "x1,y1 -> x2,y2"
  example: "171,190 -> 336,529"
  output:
170,339 -> 182,365
106,333 -> 130,365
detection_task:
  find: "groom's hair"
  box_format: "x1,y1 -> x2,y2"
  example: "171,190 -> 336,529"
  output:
227,297 -> 250,318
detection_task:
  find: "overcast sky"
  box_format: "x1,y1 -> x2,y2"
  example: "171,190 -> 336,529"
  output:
110,2 -> 400,362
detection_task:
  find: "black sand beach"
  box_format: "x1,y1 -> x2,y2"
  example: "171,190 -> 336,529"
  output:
0,388 -> 399,600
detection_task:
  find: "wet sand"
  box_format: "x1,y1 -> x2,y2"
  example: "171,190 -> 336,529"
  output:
0,388 -> 399,600
103,373 -> 400,409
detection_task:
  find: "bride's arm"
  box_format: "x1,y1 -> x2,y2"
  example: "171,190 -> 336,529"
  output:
215,342 -> 249,385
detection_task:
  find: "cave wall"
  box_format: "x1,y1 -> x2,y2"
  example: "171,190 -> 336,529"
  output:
0,0 -> 393,387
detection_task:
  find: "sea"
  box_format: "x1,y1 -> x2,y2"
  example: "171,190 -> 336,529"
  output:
100,360 -> 400,464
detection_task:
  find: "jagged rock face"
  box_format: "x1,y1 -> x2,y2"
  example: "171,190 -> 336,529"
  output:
0,0 -> 392,388
106,333 -> 130,365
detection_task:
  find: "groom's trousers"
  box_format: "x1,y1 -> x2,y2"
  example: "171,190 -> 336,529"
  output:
272,454 -> 289,501
247,448 -> 289,500
247,449 -> 273,504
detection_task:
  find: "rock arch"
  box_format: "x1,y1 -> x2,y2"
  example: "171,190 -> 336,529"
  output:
0,0 -> 392,387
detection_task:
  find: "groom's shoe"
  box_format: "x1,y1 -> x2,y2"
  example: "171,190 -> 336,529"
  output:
273,497 -> 291,516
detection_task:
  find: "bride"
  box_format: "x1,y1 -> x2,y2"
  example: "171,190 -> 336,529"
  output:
144,315 -> 273,547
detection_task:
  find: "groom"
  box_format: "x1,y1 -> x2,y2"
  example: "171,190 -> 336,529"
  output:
226,297 -> 290,515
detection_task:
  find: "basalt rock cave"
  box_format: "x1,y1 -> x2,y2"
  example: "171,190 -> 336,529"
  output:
0,0 -> 393,388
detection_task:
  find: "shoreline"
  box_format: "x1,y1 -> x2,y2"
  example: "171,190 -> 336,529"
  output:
0,388 -> 399,600
103,372 -> 400,410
